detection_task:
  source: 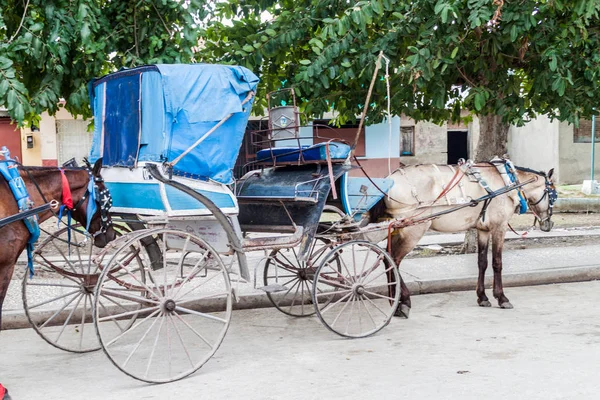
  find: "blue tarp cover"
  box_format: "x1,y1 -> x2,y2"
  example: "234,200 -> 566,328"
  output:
90,64 -> 259,184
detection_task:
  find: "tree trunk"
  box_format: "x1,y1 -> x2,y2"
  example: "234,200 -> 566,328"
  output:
474,114 -> 510,162
461,114 -> 509,253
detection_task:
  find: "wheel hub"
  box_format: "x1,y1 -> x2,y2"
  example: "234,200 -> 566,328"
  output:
354,285 -> 365,295
164,299 -> 176,312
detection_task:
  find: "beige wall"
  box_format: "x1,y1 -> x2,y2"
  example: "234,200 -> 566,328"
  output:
19,127 -> 42,166
399,118 -> 447,165
558,121 -> 600,184
508,115 -> 559,180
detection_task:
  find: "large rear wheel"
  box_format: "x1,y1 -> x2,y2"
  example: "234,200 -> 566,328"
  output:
93,228 -> 233,383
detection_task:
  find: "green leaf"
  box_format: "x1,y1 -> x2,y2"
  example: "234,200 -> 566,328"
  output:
341,60 -> 351,68
0,79 -> 8,97
81,23 -> 91,41
30,22 -> 43,32
242,44 -> 254,52
510,25 -> 518,42
299,59 -> 312,65
549,56 -> 557,72
265,28 -> 277,37
474,92 -> 484,111
451,47 -> 459,59
0,56 -> 13,70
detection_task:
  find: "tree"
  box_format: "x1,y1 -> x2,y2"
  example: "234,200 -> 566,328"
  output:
202,0 -> 600,158
0,0 -> 209,126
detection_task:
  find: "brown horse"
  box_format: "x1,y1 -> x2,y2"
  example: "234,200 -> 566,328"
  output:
0,159 -> 116,329
381,162 -> 556,317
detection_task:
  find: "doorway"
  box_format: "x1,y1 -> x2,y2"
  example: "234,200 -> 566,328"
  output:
0,118 -> 22,161
447,130 -> 468,165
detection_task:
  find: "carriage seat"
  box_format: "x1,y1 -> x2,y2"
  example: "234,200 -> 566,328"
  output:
255,141 -> 351,164
340,173 -> 394,221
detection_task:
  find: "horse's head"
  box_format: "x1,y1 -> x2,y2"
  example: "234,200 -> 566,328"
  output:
71,158 -> 116,247
520,168 -> 557,232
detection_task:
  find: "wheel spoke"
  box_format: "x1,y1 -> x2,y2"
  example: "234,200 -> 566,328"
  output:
360,259 -> 392,286
171,251 -> 210,299
79,293 -> 89,349
38,292 -> 82,329
169,236 -> 191,297
176,292 -> 230,306
29,289 -> 80,310
174,306 -> 228,324
122,312 -> 163,368
358,294 -> 378,329
105,309 -> 161,348
26,282 -> 81,289
319,291 -> 353,316
362,294 -> 389,318
144,313 -> 166,379
172,310 -> 216,349
101,288 -> 160,305
98,298 -> 126,333
54,293 -> 84,342
287,278 -> 302,313
362,289 -> 396,302
97,305 -> 160,322
173,269 -> 222,302
168,314 -> 195,368
330,294 -> 355,328
115,258 -> 162,300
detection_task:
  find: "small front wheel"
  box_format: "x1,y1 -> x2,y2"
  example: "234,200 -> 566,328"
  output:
312,241 -> 400,338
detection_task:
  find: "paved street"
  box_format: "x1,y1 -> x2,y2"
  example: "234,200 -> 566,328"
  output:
2,281 -> 600,400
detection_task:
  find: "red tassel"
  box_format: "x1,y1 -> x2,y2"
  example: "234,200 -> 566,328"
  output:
60,170 -> 74,209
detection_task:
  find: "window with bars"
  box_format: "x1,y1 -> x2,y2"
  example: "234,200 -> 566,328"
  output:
574,118 -> 600,143
56,120 -> 93,165
400,126 -> 415,156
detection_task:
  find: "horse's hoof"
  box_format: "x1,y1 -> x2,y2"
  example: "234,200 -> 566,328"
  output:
394,304 -> 411,319
478,300 -> 492,307
500,302 -> 513,309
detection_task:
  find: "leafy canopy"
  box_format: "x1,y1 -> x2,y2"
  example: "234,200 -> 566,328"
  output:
201,0 -> 600,127
0,0 -> 209,126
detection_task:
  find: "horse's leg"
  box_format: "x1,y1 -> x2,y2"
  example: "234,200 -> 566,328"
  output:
0,262 -> 15,330
491,227 -> 512,309
476,229 -> 491,307
389,222 -> 431,318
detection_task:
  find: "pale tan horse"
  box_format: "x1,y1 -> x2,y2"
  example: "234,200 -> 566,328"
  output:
381,162 -> 556,317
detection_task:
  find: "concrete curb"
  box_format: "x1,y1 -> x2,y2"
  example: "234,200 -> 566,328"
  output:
555,198 -> 600,213
4,264 -> 600,330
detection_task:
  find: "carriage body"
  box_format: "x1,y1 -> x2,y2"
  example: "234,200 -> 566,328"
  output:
22,64 -> 403,384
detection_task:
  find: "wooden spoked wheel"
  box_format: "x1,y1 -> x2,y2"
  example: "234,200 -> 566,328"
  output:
263,238 -> 339,317
23,224 -> 109,353
93,228 -> 233,384
312,241 -> 400,338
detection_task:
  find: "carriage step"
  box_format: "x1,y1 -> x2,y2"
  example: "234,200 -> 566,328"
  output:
259,284 -> 289,293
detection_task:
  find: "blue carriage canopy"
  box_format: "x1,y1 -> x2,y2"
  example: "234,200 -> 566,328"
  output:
89,64 -> 259,184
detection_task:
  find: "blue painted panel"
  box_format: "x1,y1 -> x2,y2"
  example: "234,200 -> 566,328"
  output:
256,142 -> 350,163
364,116 -> 400,158
139,71 -> 165,162
340,174 -> 394,220
105,182 -> 165,210
165,186 -> 235,210
89,83 -> 105,162
103,74 -> 141,166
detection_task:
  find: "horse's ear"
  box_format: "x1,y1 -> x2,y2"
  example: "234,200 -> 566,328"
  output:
548,168 -> 555,180
92,158 -> 103,177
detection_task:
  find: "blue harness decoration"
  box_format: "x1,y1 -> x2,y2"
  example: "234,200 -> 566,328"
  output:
504,163 -> 528,214
0,146 -> 41,277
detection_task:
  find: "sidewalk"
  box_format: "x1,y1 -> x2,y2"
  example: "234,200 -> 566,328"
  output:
4,240 -> 600,329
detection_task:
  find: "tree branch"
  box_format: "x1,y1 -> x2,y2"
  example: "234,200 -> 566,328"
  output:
8,0 -> 30,44
456,66 -> 477,87
152,3 -> 173,38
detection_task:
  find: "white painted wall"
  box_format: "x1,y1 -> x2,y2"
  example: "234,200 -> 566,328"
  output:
507,115 -> 559,180
364,116 -> 400,158
558,121 -> 600,184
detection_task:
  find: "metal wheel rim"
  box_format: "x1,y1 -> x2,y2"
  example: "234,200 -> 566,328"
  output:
23,224 -> 102,353
93,228 -> 233,383
312,241 -> 401,338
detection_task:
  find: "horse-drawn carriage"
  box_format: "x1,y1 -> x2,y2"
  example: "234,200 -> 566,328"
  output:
5,63 -> 556,384
18,64 -> 406,383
